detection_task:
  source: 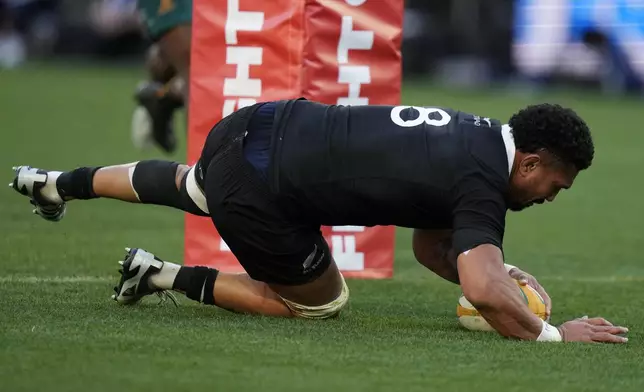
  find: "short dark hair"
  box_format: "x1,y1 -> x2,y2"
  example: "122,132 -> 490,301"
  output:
508,103 -> 594,170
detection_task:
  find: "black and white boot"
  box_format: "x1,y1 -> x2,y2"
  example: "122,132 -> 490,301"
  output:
113,248 -> 178,306
9,166 -> 67,222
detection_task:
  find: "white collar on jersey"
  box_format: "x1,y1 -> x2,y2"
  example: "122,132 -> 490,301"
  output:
501,124 -> 516,176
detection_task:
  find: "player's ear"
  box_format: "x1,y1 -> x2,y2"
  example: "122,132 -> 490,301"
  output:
518,154 -> 541,177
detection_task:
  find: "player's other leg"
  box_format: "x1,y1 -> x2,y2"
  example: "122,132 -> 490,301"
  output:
132,0 -> 192,153
113,244 -> 346,319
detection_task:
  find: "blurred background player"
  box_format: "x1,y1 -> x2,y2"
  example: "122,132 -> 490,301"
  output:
131,0 -> 191,153
0,0 -> 62,68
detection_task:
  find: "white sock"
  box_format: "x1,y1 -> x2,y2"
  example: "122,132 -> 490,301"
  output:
40,171 -> 63,204
149,261 -> 181,290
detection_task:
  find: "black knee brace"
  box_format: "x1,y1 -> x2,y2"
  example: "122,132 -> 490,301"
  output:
131,160 -> 208,216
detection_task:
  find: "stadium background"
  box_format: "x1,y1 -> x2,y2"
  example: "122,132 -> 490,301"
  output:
1,1 -> 644,391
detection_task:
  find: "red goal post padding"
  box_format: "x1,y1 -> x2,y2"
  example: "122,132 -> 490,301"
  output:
185,0 -> 404,278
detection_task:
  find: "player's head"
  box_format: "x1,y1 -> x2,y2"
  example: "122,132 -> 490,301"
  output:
507,103 -> 594,211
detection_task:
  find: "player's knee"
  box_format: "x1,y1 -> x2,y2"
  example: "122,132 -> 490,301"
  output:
130,160 -> 179,205
129,160 -> 208,216
281,276 -> 350,320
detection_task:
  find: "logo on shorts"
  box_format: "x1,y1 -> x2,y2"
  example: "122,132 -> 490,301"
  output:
303,244 -> 324,274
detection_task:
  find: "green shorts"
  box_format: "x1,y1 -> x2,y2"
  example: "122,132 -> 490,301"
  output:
137,0 -> 192,41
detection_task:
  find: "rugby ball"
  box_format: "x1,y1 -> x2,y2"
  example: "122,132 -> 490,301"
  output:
456,280 -> 547,332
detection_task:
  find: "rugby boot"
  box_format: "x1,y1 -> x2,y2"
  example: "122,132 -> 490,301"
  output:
113,247 -> 178,306
131,81 -> 183,153
9,166 -> 66,222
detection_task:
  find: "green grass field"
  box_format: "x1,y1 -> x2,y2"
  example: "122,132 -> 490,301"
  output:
1,64 -> 644,392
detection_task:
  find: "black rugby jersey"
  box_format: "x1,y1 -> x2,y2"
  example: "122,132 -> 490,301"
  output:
267,99 -> 512,254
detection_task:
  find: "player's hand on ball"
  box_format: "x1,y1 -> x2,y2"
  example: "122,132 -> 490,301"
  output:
507,267 -> 552,321
558,316 -> 629,343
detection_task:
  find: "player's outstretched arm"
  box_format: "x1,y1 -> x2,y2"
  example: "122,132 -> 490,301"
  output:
457,244 -> 629,343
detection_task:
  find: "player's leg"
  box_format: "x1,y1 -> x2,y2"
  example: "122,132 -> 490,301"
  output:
112,244 -> 345,318
138,0 -> 192,93
140,43 -> 185,103
154,24 -> 191,96
132,0 -> 192,152
9,160 -> 208,221
137,23 -> 190,106
112,247 -> 296,317
131,44 -> 183,151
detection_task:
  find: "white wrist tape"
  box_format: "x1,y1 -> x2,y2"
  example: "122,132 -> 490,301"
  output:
504,263 -> 517,273
537,320 -> 562,342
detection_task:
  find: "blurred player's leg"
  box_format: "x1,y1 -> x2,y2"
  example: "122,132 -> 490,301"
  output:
132,0 -> 192,153
131,45 -> 184,151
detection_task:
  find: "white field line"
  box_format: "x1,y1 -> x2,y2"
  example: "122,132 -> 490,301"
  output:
0,276 -> 113,284
1,275 -> 644,284
540,275 -> 644,283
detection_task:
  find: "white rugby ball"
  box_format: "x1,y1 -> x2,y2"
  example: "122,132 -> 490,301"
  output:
456,295 -> 496,331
